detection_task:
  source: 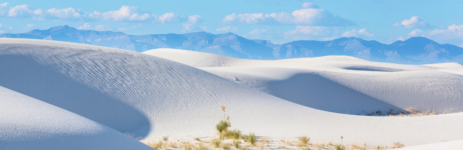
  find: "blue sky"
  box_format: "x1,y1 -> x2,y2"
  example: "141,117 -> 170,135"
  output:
0,0 -> 462,46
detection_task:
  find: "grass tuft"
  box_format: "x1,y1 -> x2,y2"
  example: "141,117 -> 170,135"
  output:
233,140 -> 240,149
298,136 -> 310,147
212,139 -> 221,148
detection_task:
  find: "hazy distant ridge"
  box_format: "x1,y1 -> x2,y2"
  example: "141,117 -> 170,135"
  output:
1,25 -> 462,64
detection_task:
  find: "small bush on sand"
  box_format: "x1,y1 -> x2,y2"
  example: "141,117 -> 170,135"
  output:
216,121 -> 230,135
212,139 -> 221,148
194,142 -> 206,150
335,144 -> 345,150
224,129 -> 241,139
298,136 -> 310,147
163,136 -> 169,142
246,133 -> 257,146
233,140 -> 240,149
222,144 -> 231,150
181,142 -> 193,150
392,142 -> 404,148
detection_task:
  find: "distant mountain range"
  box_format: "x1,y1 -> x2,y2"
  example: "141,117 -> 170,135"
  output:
1,25 -> 462,64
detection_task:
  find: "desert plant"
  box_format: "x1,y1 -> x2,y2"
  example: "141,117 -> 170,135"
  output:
216,120 -> 231,138
168,141 -> 178,148
392,142 -> 404,148
233,140 -> 240,149
222,144 -> 231,150
350,143 -> 362,149
246,133 -> 257,146
182,142 -> 193,150
154,141 -> 164,149
259,138 -> 268,146
224,129 -> 241,139
163,136 -> 169,142
144,141 -> 157,149
212,139 -> 221,148
241,135 -> 248,141
221,106 -> 226,120
335,144 -> 345,150
194,142 -> 206,150
298,136 -> 310,147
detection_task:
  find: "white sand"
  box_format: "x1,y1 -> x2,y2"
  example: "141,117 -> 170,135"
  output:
396,139 -> 463,150
145,48 -> 463,114
0,86 -> 153,150
1,40 -> 463,149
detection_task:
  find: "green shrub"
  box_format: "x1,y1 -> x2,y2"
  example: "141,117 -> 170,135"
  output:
224,129 -> 241,139
298,136 -> 310,146
335,144 -> 345,150
212,139 -> 221,148
233,140 -> 240,149
216,120 -> 230,134
222,144 -> 231,150
246,133 -> 257,146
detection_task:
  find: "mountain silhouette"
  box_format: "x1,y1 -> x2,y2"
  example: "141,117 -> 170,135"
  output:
1,25 -> 462,64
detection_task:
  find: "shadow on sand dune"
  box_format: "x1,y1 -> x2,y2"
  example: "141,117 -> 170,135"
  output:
265,73 -> 402,114
0,55 -> 150,138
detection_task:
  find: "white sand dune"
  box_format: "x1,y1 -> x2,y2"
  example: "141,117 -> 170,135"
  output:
1,40 -> 463,149
145,48 -> 463,114
396,139 -> 463,150
0,86 -> 153,150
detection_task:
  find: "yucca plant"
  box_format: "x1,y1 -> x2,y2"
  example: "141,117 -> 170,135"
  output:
298,136 -> 310,147
216,120 -> 231,137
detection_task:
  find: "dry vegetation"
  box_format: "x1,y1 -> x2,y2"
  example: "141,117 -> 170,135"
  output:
141,106 -> 409,150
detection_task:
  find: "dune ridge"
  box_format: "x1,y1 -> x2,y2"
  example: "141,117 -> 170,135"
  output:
1,40 -> 463,149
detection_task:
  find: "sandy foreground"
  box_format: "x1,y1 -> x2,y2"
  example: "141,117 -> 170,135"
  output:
0,39 -> 462,149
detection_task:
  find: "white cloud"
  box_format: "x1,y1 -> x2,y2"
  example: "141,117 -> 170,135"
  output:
396,36 -> 405,41
182,15 -> 205,32
8,4 -> 32,17
77,23 -> 111,31
33,9 -> 42,15
393,16 -> 431,28
249,29 -> 267,35
0,2 -> 7,7
341,28 -> 375,37
157,13 -> 179,23
2,4 -> 197,24
46,8 -> 81,19
88,6 -> 152,21
24,24 -> 35,30
216,26 -> 237,32
398,24 -> 463,45
78,23 -> 93,30
188,15 -> 201,24
301,2 -> 319,8
222,3 -> 354,26
408,29 -> 424,36
0,2 -> 7,15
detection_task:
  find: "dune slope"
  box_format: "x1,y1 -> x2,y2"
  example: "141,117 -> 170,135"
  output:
1,40 -> 463,147
146,48 -> 463,114
0,86 -> 153,150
